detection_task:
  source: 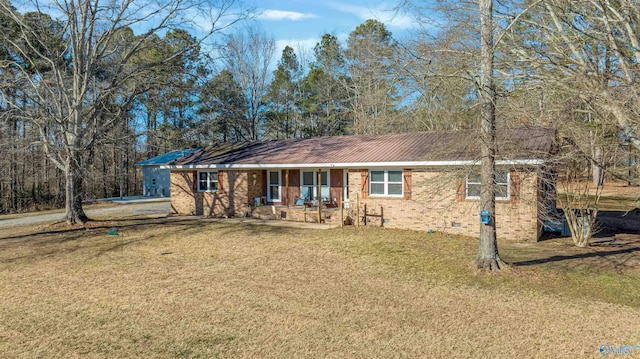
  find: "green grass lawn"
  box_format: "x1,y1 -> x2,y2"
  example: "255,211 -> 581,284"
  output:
1,217 -> 639,358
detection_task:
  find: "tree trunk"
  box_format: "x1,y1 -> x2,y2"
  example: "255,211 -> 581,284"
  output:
592,146 -> 604,187
64,158 -> 89,225
476,0 -> 504,271
119,150 -> 124,198
565,208 -> 595,247
10,116 -> 18,211
102,152 -> 108,199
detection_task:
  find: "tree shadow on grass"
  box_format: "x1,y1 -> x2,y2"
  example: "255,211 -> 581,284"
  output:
0,216 -> 305,263
0,217 -> 203,242
0,218 -> 209,264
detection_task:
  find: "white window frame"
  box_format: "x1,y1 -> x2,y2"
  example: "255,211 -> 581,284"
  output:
198,171 -> 218,192
343,170 -> 349,201
267,170 -> 282,202
368,169 -> 403,197
465,170 -> 510,200
300,170 -> 330,201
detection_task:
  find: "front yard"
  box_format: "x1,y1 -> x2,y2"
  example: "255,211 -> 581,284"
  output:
1,217 -> 639,358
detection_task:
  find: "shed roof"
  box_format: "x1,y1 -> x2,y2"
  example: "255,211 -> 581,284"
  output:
168,127 -> 556,168
135,149 -> 200,167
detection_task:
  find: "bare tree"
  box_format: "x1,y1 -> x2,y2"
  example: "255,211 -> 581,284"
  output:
221,24 -> 275,141
503,0 -> 640,150
556,138 -> 604,247
0,0 -> 247,223
495,0 -> 640,243
476,0 -> 504,270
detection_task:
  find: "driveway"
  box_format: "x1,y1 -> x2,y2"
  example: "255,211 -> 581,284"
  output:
0,200 -> 171,229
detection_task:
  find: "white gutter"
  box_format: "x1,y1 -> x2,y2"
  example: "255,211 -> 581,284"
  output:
161,159 -> 544,170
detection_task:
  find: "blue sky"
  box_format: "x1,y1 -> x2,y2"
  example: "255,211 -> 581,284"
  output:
246,0 -> 417,59
10,0 -> 419,66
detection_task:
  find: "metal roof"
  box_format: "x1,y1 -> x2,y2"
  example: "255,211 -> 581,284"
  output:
168,127 -> 556,168
135,149 -> 200,167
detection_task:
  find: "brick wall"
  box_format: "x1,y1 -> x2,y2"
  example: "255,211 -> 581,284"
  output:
347,168 -> 541,241
170,170 -> 253,217
246,170 -> 265,204
171,167 -> 543,241
170,171 -> 197,215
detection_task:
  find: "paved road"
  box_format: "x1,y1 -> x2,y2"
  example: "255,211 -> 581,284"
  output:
0,201 -> 171,229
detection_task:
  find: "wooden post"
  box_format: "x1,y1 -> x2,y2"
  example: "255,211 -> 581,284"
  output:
285,169 -> 289,209
340,189 -> 344,227
380,206 -> 384,227
364,203 -> 367,225
317,169 -> 322,223
356,192 -> 360,228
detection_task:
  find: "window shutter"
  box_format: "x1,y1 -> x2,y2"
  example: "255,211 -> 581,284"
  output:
192,171 -> 198,192
262,170 -> 267,196
510,171 -> 520,204
455,177 -> 465,201
360,170 -> 369,199
403,169 -> 412,200
218,171 -> 224,192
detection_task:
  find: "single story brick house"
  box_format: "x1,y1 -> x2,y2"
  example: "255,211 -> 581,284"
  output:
165,127 -> 557,241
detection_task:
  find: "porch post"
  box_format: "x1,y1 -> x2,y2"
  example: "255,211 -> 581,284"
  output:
356,192 -> 360,228
285,169 -> 289,208
317,169 -> 322,223
340,188 -> 344,227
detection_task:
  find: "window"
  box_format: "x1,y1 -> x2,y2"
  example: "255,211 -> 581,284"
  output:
369,170 -> 403,197
343,170 -> 349,201
301,171 -> 329,201
198,171 -> 218,192
465,170 -> 509,200
267,171 -> 281,202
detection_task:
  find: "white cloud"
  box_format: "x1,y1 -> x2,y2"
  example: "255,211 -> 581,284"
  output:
328,2 -> 416,30
258,9 -> 318,21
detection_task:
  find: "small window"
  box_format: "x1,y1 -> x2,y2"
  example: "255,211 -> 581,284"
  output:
267,170 -> 281,202
465,170 -> 509,200
302,171 -> 314,187
369,170 -> 403,197
466,172 -> 481,198
198,171 -> 218,192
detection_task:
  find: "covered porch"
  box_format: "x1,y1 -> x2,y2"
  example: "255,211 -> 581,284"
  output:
259,168 -> 349,208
